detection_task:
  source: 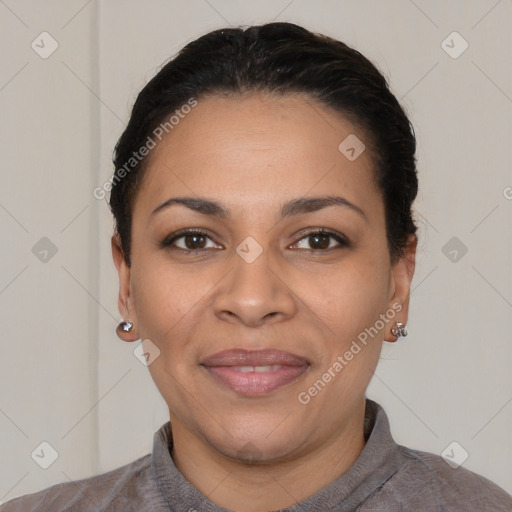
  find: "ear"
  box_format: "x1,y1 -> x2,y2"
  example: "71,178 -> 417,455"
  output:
111,233 -> 140,342
386,234 -> 417,342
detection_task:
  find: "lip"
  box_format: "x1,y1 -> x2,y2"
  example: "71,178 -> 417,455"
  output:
201,349 -> 310,396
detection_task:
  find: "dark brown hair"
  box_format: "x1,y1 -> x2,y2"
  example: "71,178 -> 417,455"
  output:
109,22 -> 418,266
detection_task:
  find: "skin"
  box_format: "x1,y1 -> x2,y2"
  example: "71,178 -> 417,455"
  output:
112,92 -> 417,512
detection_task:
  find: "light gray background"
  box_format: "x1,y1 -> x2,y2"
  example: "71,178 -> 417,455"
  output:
1,0 -> 511,503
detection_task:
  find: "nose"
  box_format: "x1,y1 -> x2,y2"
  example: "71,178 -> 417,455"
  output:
212,246 -> 297,328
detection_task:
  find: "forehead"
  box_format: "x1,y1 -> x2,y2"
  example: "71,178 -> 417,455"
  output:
133,92 -> 382,222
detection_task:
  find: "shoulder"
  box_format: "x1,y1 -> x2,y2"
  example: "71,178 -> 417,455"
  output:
377,444 -> 512,511
0,454 -> 165,512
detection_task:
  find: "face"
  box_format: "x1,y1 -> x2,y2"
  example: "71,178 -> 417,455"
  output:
112,92 -> 416,463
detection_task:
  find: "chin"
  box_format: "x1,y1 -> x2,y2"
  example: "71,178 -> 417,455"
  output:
221,439 -> 301,465
205,419 -> 306,465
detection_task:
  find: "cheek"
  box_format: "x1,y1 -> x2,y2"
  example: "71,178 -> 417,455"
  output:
299,263 -> 388,403
130,257 -> 184,336
295,256 -> 390,335
130,255 -> 219,351
130,261 -> 200,398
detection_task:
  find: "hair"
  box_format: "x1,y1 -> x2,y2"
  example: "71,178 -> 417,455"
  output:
109,22 -> 418,267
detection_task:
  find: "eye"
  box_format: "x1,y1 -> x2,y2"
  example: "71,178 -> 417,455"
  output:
291,229 -> 349,251
161,228 -> 349,254
161,229 -> 222,252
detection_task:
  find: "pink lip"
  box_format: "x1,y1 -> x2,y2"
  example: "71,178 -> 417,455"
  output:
201,349 -> 310,396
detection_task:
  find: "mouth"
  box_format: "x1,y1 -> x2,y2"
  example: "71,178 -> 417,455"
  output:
201,348 -> 310,396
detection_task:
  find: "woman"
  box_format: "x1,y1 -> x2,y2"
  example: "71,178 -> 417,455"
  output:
2,22 -> 511,512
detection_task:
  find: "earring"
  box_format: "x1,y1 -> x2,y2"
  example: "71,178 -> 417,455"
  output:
116,320 -> 136,341
117,320 -> 133,333
391,322 -> 408,338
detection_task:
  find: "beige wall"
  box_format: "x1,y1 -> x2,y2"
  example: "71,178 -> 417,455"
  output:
1,0 -> 511,502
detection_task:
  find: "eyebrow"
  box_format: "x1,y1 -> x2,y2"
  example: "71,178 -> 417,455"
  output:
150,195 -> 367,221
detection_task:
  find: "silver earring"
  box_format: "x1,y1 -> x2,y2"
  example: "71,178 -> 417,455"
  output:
391,322 -> 407,338
116,320 -> 133,335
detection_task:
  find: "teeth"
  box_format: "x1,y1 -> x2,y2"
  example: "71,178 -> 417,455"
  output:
254,365 -> 274,373
232,365 -> 281,373
237,366 -> 255,373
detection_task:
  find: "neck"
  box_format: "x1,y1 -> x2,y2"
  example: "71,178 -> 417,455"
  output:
169,402 -> 367,512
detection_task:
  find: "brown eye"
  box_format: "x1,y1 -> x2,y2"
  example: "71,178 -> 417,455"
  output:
292,229 -> 349,251
181,233 -> 207,250
308,233 -> 330,250
161,229 -> 222,252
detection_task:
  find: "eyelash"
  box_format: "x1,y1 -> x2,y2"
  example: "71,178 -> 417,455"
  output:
161,228 -> 349,254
